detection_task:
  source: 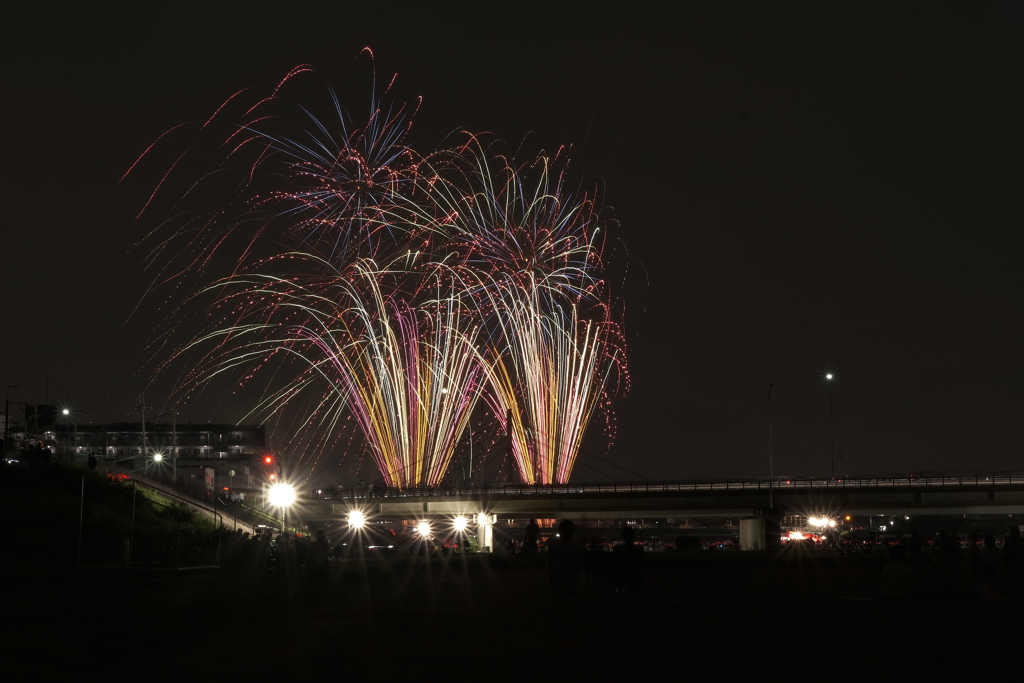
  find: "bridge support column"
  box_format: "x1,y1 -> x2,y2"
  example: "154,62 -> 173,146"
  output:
739,518 -> 764,551
476,513 -> 494,553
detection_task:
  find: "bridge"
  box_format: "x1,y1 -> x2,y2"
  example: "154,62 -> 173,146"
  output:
296,473 -> 1024,550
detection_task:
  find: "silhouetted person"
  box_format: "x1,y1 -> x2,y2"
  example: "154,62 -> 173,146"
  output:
611,526 -> 648,593
924,533 -> 973,599
276,533 -> 298,579
980,535 -> 1001,585
877,544 -> 914,600
547,520 -> 582,594
584,537 -> 609,593
87,454 -> 97,471
254,531 -> 273,569
909,531 -> 923,557
306,529 -> 331,579
522,519 -> 539,556
1004,527 -> 1024,576
27,441 -> 44,471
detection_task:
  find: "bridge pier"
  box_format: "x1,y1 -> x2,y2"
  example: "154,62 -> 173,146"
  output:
739,518 -> 764,551
476,513 -> 494,553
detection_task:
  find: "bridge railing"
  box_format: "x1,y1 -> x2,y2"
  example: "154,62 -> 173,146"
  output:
306,473 -> 1024,500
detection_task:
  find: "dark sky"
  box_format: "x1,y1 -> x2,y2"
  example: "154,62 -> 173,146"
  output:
2,6 -> 1021,482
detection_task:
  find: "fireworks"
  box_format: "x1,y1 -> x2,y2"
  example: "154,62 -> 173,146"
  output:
479,283 -> 621,484
134,61 -> 626,487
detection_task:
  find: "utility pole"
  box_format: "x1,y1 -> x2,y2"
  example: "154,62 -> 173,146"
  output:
138,393 -> 149,464
826,374 -> 835,479
172,402 -> 177,484
768,383 -> 774,509
4,385 -> 16,457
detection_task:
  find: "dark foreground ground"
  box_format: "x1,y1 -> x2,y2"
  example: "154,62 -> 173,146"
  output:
4,547 -> 1021,679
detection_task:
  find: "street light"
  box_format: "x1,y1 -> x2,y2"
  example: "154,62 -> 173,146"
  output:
62,409 -> 78,462
348,509 -> 366,529
825,373 -> 834,478
268,482 -> 296,507
5,385 -> 17,458
768,383 -> 774,508
268,483 -> 297,530
145,452 -> 164,474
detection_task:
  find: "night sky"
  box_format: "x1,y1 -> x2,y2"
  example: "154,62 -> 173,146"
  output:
3,6 -> 1021,482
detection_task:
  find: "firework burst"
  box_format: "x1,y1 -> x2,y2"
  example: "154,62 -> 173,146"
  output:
136,61 -> 627,487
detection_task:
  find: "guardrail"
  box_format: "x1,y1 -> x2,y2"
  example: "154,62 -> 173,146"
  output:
307,473 -> 1024,500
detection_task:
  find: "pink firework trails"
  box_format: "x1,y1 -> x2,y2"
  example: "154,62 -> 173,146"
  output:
129,61 -> 434,297
479,278 -> 621,485
419,138 -> 626,485
168,254 -> 486,490
136,62 -> 626,487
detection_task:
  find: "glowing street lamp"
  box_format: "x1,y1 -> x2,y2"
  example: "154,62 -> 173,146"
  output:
453,515 -> 468,532
348,510 -> 367,529
825,373 -> 835,478
268,483 -> 297,531
4,386 -> 16,458
144,452 -> 164,473
62,409 -> 78,461
417,521 -> 431,538
268,483 -> 297,508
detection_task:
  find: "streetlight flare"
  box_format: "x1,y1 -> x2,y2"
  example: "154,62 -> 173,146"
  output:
268,483 -> 297,507
348,510 -> 366,528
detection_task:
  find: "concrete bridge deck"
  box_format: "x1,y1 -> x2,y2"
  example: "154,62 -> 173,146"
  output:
297,473 -> 1024,522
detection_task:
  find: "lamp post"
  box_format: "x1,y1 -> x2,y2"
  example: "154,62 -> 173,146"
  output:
62,409 -> 78,463
4,385 -> 16,458
768,383 -> 774,508
268,482 -> 297,532
826,374 -> 834,479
